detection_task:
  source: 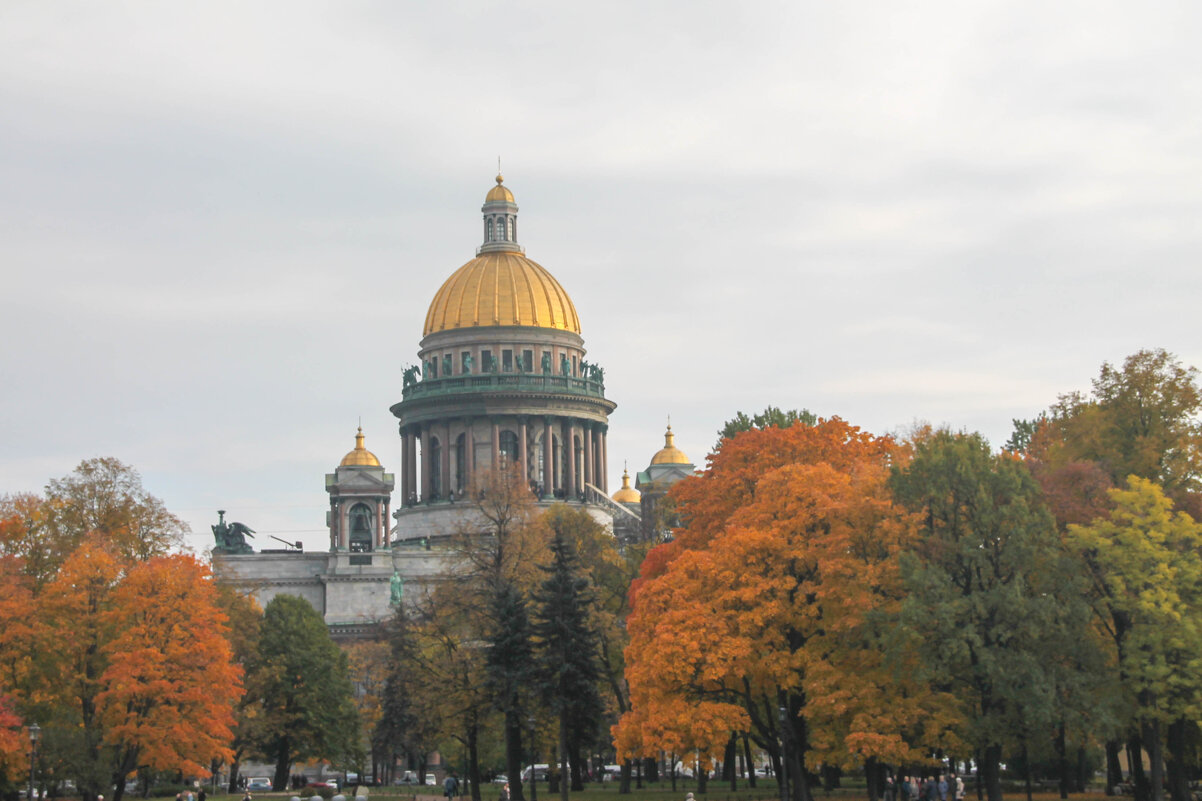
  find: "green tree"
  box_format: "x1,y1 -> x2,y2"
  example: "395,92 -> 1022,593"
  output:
716,406 -> 816,448
254,595 -> 359,790
532,529 -> 603,799
1067,478 -> 1202,801
890,431 -> 1091,801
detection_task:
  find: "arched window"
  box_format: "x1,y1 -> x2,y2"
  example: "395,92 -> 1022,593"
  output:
500,430 -> 519,467
498,216 -> 508,241
485,219 -> 493,241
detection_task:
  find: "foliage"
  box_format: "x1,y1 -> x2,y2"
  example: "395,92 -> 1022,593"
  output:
254,595 -> 359,790
716,407 -> 816,449
1029,349 -> 1202,501
890,430 -> 1092,801
531,528 -> 604,794
619,420 -> 948,801
1067,478 -> 1202,801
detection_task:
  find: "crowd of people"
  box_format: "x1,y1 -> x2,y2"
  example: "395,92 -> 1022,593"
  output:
883,774 -> 965,801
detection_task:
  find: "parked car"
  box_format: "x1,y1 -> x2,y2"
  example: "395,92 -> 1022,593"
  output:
425,776 -> 438,786
247,778 -> 273,792
492,775 -> 509,785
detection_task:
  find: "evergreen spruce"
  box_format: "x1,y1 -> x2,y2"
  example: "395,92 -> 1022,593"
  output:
486,582 -> 534,801
532,530 -> 603,799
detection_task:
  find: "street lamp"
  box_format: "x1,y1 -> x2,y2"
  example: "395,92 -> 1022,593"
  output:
527,715 -> 537,801
777,707 -> 789,801
28,723 -> 41,801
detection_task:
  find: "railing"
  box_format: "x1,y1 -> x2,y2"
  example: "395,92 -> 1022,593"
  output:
401,372 -> 607,401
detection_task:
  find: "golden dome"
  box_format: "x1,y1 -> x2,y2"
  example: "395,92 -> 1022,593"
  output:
650,424 -> 691,465
340,427 -> 382,467
612,468 -> 641,504
486,174 -> 515,203
424,250 -> 581,335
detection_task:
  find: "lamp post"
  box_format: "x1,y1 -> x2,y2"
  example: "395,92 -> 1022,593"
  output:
527,715 -> 537,801
28,723 -> 40,801
777,706 -> 789,801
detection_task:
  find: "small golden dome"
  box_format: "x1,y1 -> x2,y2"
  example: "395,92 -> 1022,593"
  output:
650,424 -> 691,465
486,174 -> 515,203
612,468 -> 641,504
424,250 -> 581,335
340,427 -> 382,467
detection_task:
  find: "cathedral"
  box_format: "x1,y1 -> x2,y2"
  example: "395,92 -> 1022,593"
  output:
213,175 -> 693,637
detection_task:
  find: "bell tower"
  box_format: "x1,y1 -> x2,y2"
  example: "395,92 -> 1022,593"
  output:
326,427 -> 395,552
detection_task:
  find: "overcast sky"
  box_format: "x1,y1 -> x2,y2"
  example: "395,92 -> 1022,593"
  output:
3,1 -> 1200,554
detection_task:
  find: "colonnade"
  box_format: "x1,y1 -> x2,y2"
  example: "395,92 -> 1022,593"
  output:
399,416 -> 608,504
329,496 -> 391,551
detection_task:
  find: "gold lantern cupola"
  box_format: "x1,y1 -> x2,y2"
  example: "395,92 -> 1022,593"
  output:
612,465 -> 641,504
650,423 -> 691,466
340,426 -> 382,467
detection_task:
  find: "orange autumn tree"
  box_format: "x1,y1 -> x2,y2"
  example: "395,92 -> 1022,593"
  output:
36,543 -> 241,801
98,555 -> 241,783
616,420 -> 960,801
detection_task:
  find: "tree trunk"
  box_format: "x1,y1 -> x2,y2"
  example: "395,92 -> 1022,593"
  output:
725,734 -> 738,789
1106,740 -> 1124,795
1129,732 -> 1150,801
468,722 -> 482,801
558,716 -> 569,801
1166,718 -> 1190,801
1023,742 -> 1034,801
1056,722 -> 1070,799
744,735 -> 757,789
273,738 -> 291,793
1142,719 -> 1165,801
865,757 -> 881,801
619,760 -> 632,795
506,711 -> 526,801
981,743 -> 1004,801
1076,745 -> 1088,794
698,768 -> 709,794
228,759 -> 242,795
670,751 -> 677,792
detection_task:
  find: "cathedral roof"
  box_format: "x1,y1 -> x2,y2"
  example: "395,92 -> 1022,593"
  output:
340,427 -> 382,467
649,424 -> 691,465
423,175 -> 581,336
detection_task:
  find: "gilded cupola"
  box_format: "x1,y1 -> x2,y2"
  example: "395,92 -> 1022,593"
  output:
340,426 -> 382,467
649,423 -> 691,466
611,467 -> 641,503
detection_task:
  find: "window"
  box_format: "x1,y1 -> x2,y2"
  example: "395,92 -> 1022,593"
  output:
502,349 -> 513,372
522,349 -> 533,372
430,357 -> 438,378
486,219 -> 494,242
482,349 -> 493,372
461,351 -> 471,373
500,431 -> 519,464
572,355 -> 578,376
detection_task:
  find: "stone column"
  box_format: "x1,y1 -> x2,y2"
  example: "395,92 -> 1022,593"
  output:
543,416 -> 554,498
565,420 -> 576,499
399,429 -> 410,505
329,500 -> 339,551
583,421 -> 594,490
519,417 -> 529,486
441,422 -> 452,499
492,420 -> 501,472
339,501 -> 349,550
382,498 -> 391,548
406,428 -> 418,503
464,418 -> 474,492
420,425 -> 432,501
600,426 -> 609,493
